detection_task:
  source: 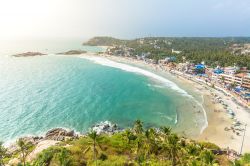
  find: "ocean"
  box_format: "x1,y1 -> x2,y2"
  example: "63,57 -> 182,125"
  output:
0,41 -> 207,144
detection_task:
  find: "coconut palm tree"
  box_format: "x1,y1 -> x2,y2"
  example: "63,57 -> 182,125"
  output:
160,126 -> 172,141
133,120 -> 145,164
84,130 -> 101,166
17,138 -> 32,166
133,120 -> 144,135
0,142 -> 7,166
167,134 -> 180,166
58,148 -> 71,166
144,129 -> 151,161
124,129 -> 136,144
200,150 -> 215,165
144,128 -> 156,161
135,135 -> 144,165
160,127 -> 172,135
186,143 -> 199,156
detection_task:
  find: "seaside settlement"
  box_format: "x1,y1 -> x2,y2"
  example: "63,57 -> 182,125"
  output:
99,37 -> 250,108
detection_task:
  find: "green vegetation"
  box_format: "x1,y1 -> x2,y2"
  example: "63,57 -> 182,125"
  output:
1,121 -> 250,165
85,36 -> 250,69
234,153 -> 250,166
0,142 -> 7,165
33,147 -> 72,166
83,37 -> 127,46
176,50 -> 250,69
17,138 -> 34,166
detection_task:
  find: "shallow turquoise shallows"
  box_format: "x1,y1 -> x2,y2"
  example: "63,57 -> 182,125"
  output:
0,55 -> 206,143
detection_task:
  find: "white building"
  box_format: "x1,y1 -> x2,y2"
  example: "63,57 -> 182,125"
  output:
172,49 -> 182,54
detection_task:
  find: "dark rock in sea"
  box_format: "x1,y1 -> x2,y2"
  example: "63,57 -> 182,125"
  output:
12,52 -> 46,57
91,121 -> 122,135
45,128 -> 77,141
57,50 -> 87,55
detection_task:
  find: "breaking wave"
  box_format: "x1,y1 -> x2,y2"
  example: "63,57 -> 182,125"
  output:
81,56 -> 190,96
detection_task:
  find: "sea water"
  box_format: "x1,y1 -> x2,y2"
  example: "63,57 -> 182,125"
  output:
0,43 -> 207,143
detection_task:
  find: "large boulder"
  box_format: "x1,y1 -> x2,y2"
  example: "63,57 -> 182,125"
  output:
45,128 -> 76,141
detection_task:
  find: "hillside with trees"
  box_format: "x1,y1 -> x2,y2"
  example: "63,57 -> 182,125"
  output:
1,121 -> 249,165
84,37 -> 250,69
83,37 -> 127,46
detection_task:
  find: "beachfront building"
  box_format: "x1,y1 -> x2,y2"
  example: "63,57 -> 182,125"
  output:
217,73 -> 250,89
211,67 -> 224,79
223,66 -> 239,75
236,73 -> 250,89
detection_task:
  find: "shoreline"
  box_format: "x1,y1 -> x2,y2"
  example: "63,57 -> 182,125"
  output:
3,53 -> 250,154
77,54 -> 209,135
80,53 -> 250,153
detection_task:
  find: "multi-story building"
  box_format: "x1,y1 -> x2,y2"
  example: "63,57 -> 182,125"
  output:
223,66 -> 238,75
217,73 -> 250,89
237,73 -> 250,89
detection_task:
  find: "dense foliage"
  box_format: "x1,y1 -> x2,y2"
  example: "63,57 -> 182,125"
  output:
1,121 -> 250,165
83,37 -> 127,46
85,37 -> 250,69
2,121 -> 226,165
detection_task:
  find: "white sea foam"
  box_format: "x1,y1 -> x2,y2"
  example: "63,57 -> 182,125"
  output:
81,56 -> 189,96
199,94 -> 208,133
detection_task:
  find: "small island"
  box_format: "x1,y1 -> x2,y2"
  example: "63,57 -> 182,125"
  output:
57,50 -> 87,55
12,52 -> 46,57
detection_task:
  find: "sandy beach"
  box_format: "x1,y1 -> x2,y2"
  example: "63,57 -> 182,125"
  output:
78,53 -> 250,154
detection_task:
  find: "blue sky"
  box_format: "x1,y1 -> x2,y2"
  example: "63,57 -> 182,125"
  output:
0,0 -> 249,39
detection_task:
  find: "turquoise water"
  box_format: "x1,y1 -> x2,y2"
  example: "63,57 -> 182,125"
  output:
0,54 -> 206,143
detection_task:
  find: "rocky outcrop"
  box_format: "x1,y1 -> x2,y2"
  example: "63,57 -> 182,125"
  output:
57,50 -> 87,55
12,52 -> 46,57
6,123 -> 120,157
92,121 -> 122,135
7,128 -> 77,152
45,128 -> 77,141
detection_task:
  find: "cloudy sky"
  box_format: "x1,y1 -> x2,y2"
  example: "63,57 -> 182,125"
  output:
0,0 -> 250,39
